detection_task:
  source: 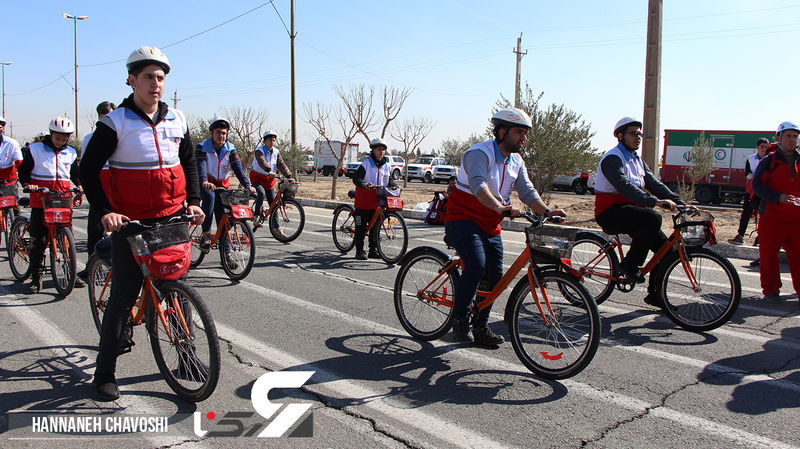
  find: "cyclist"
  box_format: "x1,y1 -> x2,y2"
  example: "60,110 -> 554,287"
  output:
352,137 -> 397,260
444,108 -> 565,345
729,137 -> 769,245
78,101 -> 116,279
196,117 -> 254,267
250,130 -> 293,233
0,115 -> 22,206
594,117 -> 686,308
18,116 -> 84,293
752,121 -> 800,304
79,46 -> 204,401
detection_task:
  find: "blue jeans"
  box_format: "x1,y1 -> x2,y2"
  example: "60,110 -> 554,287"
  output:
200,189 -> 231,254
444,220 -> 504,327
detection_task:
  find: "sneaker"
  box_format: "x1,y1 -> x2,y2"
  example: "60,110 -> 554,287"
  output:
199,233 -> 212,253
643,292 -> 662,308
74,277 -> 86,288
451,318 -> 473,342
749,259 -> 760,267
728,235 -> 744,245
92,379 -> 120,401
224,254 -> 239,270
367,249 -> 381,259
274,229 -> 287,239
27,276 -> 41,294
118,319 -> 135,355
472,326 -> 504,346
355,250 -> 368,260
619,261 -> 646,284
764,293 -> 782,304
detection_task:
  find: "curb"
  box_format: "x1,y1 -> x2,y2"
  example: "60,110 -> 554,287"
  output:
297,197 -> 775,262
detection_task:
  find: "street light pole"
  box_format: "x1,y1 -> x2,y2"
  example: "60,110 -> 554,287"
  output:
0,62 -> 11,119
62,12 -> 87,139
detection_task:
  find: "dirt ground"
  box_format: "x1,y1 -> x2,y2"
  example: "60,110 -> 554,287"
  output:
294,176 -> 746,242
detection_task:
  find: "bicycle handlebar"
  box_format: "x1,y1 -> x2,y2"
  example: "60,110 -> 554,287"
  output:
119,213 -> 201,231
501,210 -> 565,225
22,187 -> 81,195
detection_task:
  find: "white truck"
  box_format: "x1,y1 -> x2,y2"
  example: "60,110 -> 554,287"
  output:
313,140 -> 360,176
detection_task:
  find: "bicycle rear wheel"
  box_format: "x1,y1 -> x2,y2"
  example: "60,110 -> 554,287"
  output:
147,280 -> 221,402
507,270 -> 600,379
269,199 -> 305,243
332,204 -> 356,252
393,248 -> 457,341
374,211 -> 408,264
9,216 -> 32,281
569,232 -> 618,305
1,208 -> 13,251
189,224 -> 206,268
87,254 -> 112,335
51,227 -> 77,297
659,247 -> 741,332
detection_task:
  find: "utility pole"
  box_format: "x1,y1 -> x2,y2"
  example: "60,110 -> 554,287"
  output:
290,0 -> 297,147
513,33 -> 527,108
642,0 -> 662,171
172,90 -> 180,109
62,13 -> 87,139
1,62 -> 11,119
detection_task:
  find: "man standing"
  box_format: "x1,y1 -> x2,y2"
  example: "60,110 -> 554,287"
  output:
729,137 -> 769,245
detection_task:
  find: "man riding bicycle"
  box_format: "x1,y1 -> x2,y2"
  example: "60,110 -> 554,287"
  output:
0,115 -> 22,212
352,137 -> 397,260
250,130 -> 293,233
196,117 -> 254,268
444,108 -> 565,345
18,116 -> 84,293
594,117 -> 686,308
80,46 -> 204,401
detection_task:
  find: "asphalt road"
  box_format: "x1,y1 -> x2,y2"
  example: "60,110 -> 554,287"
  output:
1,203 -> 798,448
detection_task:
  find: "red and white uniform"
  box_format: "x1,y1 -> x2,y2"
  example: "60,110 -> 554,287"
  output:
0,136 -> 22,184
594,144 -> 647,216
200,139 -> 235,188
354,157 -> 391,210
27,141 -> 77,208
250,145 -> 279,190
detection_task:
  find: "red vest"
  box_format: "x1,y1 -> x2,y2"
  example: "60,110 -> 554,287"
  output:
758,151 -> 800,223
27,142 -> 77,208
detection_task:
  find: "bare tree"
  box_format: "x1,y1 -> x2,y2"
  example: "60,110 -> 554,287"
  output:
677,132 -> 714,203
335,84 -> 412,141
391,117 -> 434,188
221,106 -> 269,168
302,101 -> 359,199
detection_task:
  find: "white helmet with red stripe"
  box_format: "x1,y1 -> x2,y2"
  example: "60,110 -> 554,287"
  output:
48,116 -> 74,134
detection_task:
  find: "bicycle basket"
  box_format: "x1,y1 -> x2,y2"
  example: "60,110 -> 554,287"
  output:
217,189 -> 251,207
42,193 -> 74,210
0,183 -> 17,208
280,180 -> 298,200
377,186 -> 403,210
126,221 -> 191,280
675,210 -> 715,246
525,225 -> 577,264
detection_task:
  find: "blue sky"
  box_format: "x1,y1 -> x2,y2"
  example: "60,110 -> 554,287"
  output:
2,0 -> 797,155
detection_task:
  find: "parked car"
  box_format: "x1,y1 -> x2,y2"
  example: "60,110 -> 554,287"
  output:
387,155 -> 405,180
432,160 -> 458,183
302,155 -> 315,174
406,155 -> 446,183
345,156 -> 369,178
552,171 -> 596,195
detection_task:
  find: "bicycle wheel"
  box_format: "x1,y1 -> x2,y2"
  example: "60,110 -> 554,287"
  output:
189,224 -> 206,268
147,280 -> 221,402
393,247 -> 457,341
569,232 -> 618,305
374,211 -> 408,264
9,216 -> 32,281
659,247 -> 741,332
220,220 -> 255,280
332,204 -> 356,252
1,208 -> 13,250
507,270 -> 600,379
269,199 -> 305,243
50,227 -> 77,297
87,254 -> 112,335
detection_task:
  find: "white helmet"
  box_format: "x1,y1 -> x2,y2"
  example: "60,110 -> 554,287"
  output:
491,108 -> 532,129
369,137 -> 387,149
262,130 -> 277,139
777,121 -> 800,135
37,130 -> 48,138
209,117 -> 230,131
126,46 -> 170,74
613,117 -> 642,136
48,116 -> 75,134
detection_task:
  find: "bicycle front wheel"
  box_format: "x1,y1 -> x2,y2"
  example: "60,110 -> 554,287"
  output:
220,220 -> 255,280
87,254 -> 112,335
393,248 -> 457,341
659,247 -> 741,332
147,280 -> 221,402
51,227 -> 77,297
1,207 -> 13,251
269,198 -> 305,243
8,216 -> 31,281
332,204 -> 356,252
374,211 -> 408,264
570,232 -> 618,305
508,270 -> 600,379
189,224 -> 206,268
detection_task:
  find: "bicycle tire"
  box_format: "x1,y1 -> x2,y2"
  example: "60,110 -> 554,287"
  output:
659,247 -> 741,332
507,270 -> 600,379
51,227 -> 77,297
393,247 -> 458,341
569,232 -> 619,305
332,204 -> 356,252
146,280 -> 221,402
189,224 -> 206,268
9,216 -> 32,281
1,208 -> 13,252
220,220 -> 255,280
87,254 -> 112,335
374,211 -> 408,265
269,198 -> 305,243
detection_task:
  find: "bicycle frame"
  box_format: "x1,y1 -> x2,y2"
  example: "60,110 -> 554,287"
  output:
193,211 -> 250,250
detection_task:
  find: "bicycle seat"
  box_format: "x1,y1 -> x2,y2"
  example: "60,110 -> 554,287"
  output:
94,236 -> 112,262
348,190 -> 356,199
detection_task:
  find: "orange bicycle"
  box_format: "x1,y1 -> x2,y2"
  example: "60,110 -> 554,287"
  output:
252,178 -> 305,243
332,186 -> 408,264
189,188 -> 255,280
9,187 -> 81,296
567,206 -> 741,332
393,213 -> 600,379
86,215 -> 221,402
0,182 -> 18,255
